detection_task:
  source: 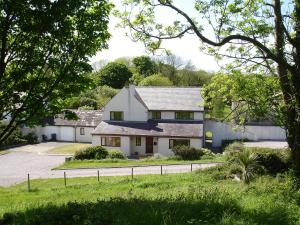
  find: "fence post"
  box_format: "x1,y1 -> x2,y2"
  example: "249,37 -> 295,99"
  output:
191,163 -> 193,172
97,170 -> 100,182
27,173 -> 30,192
64,172 -> 67,187
131,168 -> 133,180
161,165 -> 163,175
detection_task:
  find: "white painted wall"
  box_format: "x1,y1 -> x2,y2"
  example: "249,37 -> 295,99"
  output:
157,137 -> 203,156
204,120 -> 286,147
130,136 -> 146,155
76,127 -> 94,143
60,127 -> 75,141
102,86 -> 148,121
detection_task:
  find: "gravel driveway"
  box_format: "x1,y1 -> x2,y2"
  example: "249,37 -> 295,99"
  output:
0,142 -> 220,187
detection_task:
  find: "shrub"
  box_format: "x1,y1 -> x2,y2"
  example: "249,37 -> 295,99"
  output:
73,146 -> 108,160
24,132 -> 39,144
172,145 -> 204,160
253,149 -> 291,175
224,142 -> 245,161
107,150 -> 125,159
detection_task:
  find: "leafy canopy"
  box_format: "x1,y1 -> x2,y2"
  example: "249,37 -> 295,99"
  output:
0,0 -> 111,142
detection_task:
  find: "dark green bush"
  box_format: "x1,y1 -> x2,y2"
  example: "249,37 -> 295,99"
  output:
172,145 -> 204,160
23,132 -> 39,144
73,146 -> 108,160
107,150 -> 125,159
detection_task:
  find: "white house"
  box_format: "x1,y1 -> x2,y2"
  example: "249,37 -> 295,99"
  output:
92,85 -> 204,156
22,110 -> 102,143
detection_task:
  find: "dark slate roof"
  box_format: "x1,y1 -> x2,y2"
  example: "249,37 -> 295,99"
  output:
93,120 -> 203,138
51,110 -> 102,127
135,87 -> 204,111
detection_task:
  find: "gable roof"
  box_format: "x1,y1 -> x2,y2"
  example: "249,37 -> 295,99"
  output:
135,87 -> 204,111
47,110 -> 102,127
93,120 -> 203,138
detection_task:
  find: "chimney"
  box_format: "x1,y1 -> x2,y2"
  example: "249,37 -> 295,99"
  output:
128,85 -> 135,120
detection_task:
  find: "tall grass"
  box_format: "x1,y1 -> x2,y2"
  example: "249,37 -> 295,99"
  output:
0,167 -> 299,225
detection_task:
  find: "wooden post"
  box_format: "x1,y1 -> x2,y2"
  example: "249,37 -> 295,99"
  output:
161,165 -> 163,175
131,168 -> 133,180
64,172 -> 67,187
97,170 -> 100,182
27,173 -> 30,192
191,163 -> 193,172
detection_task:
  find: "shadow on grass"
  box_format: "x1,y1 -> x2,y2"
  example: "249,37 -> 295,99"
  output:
0,193 -> 295,225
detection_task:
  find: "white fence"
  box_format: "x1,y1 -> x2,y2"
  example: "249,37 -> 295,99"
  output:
204,120 -> 286,147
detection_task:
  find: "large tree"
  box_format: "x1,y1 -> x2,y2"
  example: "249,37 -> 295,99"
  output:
117,0 -> 300,174
96,62 -> 133,88
0,0 -> 111,143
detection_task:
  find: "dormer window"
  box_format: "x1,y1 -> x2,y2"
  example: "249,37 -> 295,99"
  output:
175,111 -> 194,120
110,111 -> 123,121
152,111 -> 161,120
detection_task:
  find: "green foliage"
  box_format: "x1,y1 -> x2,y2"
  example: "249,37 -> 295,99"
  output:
23,132 -> 39,145
202,72 -> 284,124
64,85 -> 118,110
139,74 -> 173,86
0,123 -> 27,148
172,145 -> 204,160
129,73 -> 144,85
132,56 -> 158,77
96,62 -> 133,88
175,69 -> 213,87
73,146 -> 108,160
107,150 -> 125,159
0,0 -> 112,143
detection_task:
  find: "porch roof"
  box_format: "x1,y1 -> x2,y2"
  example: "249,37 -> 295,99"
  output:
92,120 -> 203,138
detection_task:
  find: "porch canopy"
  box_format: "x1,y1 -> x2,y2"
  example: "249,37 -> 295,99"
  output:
93,121 -> 203,138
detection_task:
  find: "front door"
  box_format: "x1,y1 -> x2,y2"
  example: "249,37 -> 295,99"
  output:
146,137 -> 153,154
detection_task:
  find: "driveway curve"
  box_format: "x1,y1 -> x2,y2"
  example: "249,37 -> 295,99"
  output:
0,142 -> 219,187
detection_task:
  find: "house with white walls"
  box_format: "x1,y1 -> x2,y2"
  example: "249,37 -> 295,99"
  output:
92,85 -> 204,156
22,110 -> 102,143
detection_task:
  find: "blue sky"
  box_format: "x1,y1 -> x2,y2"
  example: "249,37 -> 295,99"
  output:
90,0 -> 219,72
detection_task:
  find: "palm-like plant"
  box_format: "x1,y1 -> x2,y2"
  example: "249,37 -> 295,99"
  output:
231,149 -> 263,184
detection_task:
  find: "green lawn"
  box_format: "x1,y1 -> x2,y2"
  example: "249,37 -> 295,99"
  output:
0,166 -> 299,225
0,150 -> 9,155
47,143 -> 91,155
55,156 -> 225,169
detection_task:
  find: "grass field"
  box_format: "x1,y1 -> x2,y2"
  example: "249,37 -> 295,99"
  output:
0,165 -> 299,225
56,156 -> 225,169
47,143 -> 91,155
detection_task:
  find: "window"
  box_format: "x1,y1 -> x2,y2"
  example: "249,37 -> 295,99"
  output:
136,136 -> 141,146
152,111 -> 161,120
175,111 -> 194,120
110,111 -> 123,121
101,136 -> 121,147
169,139 -> 190,149
80,128 -> 85,135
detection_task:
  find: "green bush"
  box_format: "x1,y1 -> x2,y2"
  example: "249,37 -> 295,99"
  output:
23,132 -> 39,144
107,150 -> 125,159
172,145 -> 204,160
73,146 -> 108,160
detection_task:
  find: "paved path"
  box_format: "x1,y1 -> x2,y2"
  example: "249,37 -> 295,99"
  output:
0,142 -> 220,187
244,141 -> 288,149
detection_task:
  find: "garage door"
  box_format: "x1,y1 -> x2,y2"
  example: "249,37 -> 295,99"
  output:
60,127 -> 75,142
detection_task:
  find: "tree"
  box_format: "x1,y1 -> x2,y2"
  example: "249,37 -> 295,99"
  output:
132,56 -> 158,76
0,0 -> 111,143
96,62 -> 133,88
202,72 -> 284,124
139,73 -> 173,86
117,0 -> 300,176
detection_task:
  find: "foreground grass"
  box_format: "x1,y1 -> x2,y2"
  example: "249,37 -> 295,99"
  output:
0,167 -> 299,225
47,143 -> 91,155
56,156 -> 225,169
